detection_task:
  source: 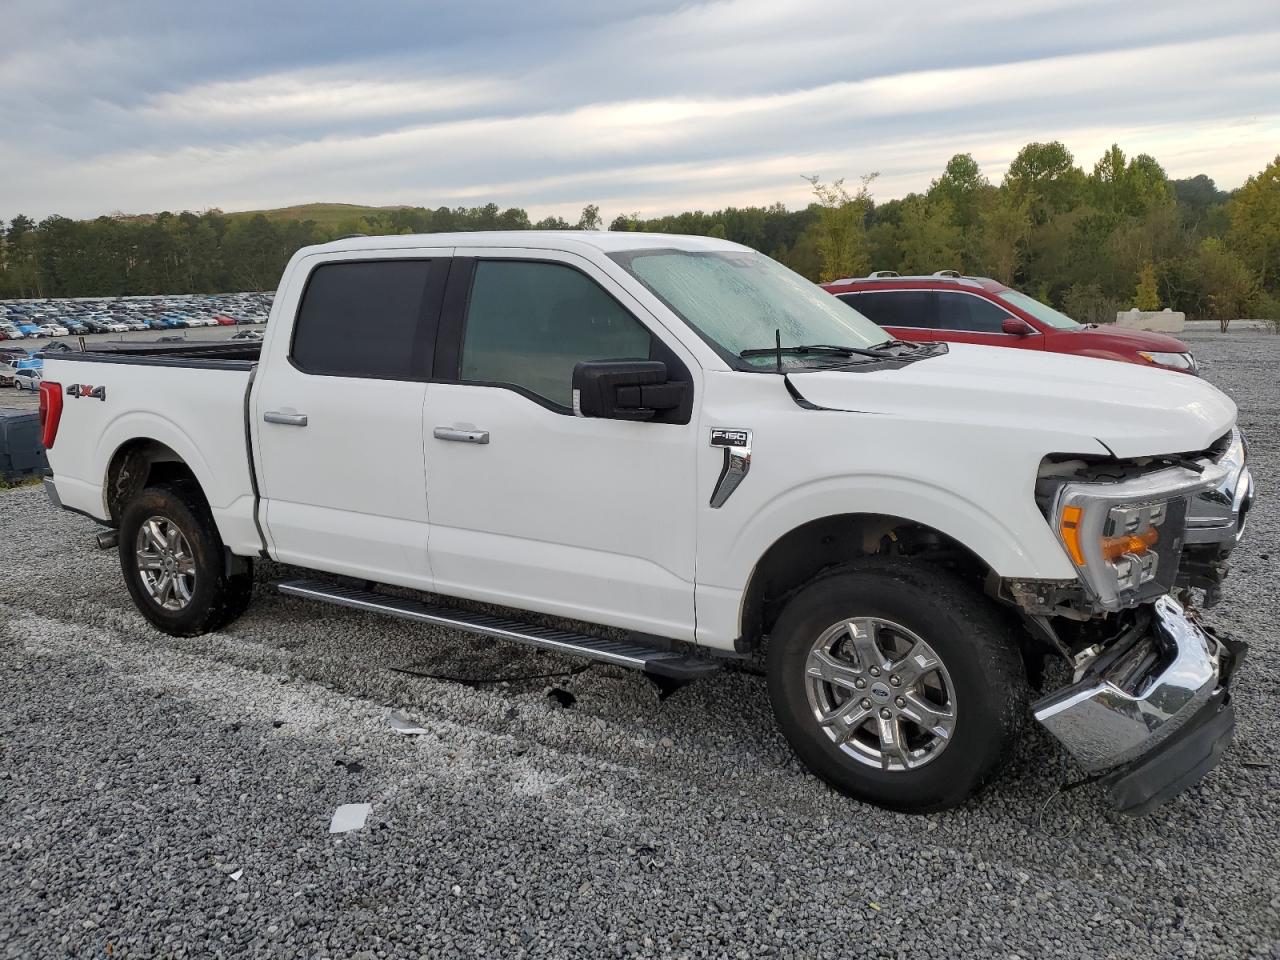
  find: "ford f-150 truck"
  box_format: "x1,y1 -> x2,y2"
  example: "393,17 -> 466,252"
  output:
39,232 -> 1254,814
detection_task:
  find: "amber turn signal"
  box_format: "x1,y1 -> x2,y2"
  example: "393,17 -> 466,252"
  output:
1059,505 -> 1085,565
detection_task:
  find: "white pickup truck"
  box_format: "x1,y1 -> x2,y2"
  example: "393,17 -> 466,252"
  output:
39,232 -> 1253,814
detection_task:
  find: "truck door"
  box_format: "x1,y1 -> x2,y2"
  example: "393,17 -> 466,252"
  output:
252,251 -> 451,589
422,251 -> 700,641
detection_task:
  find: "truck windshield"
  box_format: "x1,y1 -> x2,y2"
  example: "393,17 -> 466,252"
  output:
997,289 -> 1082,330
611,249 -> 890,367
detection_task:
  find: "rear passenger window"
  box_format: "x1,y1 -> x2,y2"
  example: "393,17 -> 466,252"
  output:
844,291 -> 939,329
936,292 -> 1014,333
292,260 -> 442,379
461,260 -> 653,408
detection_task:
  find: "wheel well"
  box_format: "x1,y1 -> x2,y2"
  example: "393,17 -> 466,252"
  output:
105,439 -> 204,525
739,513 -> 993,650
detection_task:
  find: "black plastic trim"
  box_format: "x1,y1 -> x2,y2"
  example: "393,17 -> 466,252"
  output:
433,256 -> 474,380
240,365 -> 270,559
50,353 -> 257,371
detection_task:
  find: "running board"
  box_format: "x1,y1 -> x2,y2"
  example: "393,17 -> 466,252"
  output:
276,579 -> 721,682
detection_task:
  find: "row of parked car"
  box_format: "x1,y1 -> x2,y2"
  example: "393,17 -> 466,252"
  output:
0,292 -> 272,342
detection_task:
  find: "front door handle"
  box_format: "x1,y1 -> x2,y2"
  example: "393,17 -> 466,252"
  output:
264,411 -> 308,426
433,426 -> 489,444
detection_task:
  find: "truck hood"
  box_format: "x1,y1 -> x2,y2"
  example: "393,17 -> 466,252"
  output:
787,342 -> 1235,459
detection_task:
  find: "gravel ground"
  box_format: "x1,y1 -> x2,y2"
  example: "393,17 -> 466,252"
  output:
1,334 -> 1277,959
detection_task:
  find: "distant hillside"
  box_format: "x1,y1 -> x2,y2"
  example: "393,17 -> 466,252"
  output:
223,202 -> 413,228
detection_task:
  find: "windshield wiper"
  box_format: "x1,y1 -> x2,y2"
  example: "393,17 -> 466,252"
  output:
739,341 -> 927,362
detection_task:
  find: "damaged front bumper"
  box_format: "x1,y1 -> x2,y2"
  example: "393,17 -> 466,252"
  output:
1033,594 -> 1244,815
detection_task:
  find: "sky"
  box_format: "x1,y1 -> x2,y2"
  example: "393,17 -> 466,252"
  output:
3,0 -> 1279,223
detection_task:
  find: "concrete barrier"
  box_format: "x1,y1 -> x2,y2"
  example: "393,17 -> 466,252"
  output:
1116,308 -> 1185,333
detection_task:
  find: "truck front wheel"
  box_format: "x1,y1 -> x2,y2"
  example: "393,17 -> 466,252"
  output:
767,559 -> 1027,813
118,483 -> 253,637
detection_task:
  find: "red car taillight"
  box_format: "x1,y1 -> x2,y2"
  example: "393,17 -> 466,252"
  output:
38,381 -> 62,449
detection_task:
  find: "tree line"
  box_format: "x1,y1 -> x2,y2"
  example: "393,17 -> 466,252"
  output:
3,144 -> 1278,325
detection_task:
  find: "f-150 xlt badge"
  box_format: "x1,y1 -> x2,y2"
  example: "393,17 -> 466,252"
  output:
709,428 -> 751,508
710,428 -> 750,448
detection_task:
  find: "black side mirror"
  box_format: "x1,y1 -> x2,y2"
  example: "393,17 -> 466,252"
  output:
572,360 -> 687,421
1001,317 -> 1035,336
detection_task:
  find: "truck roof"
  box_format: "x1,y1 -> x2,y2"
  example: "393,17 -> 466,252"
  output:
304,231 -> 750,256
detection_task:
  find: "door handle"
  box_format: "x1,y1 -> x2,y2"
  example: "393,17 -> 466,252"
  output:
264,411 -> 308,426
433,426 -> 489,444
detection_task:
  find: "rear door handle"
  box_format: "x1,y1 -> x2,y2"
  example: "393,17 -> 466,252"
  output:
264,411 -> 308,426
433,426 -> 489,444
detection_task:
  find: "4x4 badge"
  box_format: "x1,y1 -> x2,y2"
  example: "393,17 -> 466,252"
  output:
709,428 -> 752,507
66,383 -> 106,401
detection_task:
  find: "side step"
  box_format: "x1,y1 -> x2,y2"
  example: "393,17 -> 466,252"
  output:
276,578 -> 721,682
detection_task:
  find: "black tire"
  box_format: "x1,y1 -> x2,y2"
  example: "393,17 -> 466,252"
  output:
767,558 -> 1027,813
118,482 -> 253,636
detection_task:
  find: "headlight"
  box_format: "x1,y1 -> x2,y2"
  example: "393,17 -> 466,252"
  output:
1050,465 -> 1212,611
1138,350 -> 1197,374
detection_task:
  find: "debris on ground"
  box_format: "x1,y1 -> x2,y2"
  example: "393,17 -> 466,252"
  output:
386,709 -> 429,735
329,803 -> 372,834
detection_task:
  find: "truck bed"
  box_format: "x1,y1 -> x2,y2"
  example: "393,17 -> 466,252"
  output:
40,346 -> 263,556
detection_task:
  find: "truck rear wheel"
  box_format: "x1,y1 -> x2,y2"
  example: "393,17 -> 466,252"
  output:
767,558 -> 1026,813
118,483 -> 253,637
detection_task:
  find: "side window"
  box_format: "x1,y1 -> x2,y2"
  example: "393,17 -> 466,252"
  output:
937,292 -> 1014,333
846,291 -> 939,329
461,260 -> 653,408
292,260 -> 442,379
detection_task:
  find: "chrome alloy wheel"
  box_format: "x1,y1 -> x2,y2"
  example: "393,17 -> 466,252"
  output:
135,516 -> 196,611
804,617 -> 957,771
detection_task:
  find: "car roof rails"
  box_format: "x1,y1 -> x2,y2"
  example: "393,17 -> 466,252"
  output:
335,233 -> 368,241
933,269 -> 962,278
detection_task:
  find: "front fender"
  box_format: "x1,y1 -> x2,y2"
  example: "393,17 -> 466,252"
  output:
730,473 -> 1075,584
693,472 -> 1082,651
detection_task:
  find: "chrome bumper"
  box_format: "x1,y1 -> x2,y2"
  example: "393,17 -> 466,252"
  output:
1186,433 -> 1253,547
1033,595 -> 1232,775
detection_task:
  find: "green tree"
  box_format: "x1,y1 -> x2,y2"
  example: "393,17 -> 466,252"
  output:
1090,146 -> 1173,218
1228,155 -> 1280,290
802,173 -> 878,281
1003,141 -> 1085,224
1197,237 -> 1257,332
1172,174 -> 1230,235
928,153 -> 988,232
977,192 -> 1031,285
534,215 -> 573,229
576,204 -> 602,230
893,195 -> 963,275
1134,263 -> 1160,310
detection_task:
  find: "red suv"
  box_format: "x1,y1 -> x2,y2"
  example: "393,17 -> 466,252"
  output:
821,272 -> 1198,374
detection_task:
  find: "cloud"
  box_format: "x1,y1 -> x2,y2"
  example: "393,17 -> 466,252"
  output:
3,0 -> 1279,221
141,68 -> 515,127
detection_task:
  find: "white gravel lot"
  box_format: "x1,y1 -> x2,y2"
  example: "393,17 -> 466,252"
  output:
1,333 -> 1277,959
